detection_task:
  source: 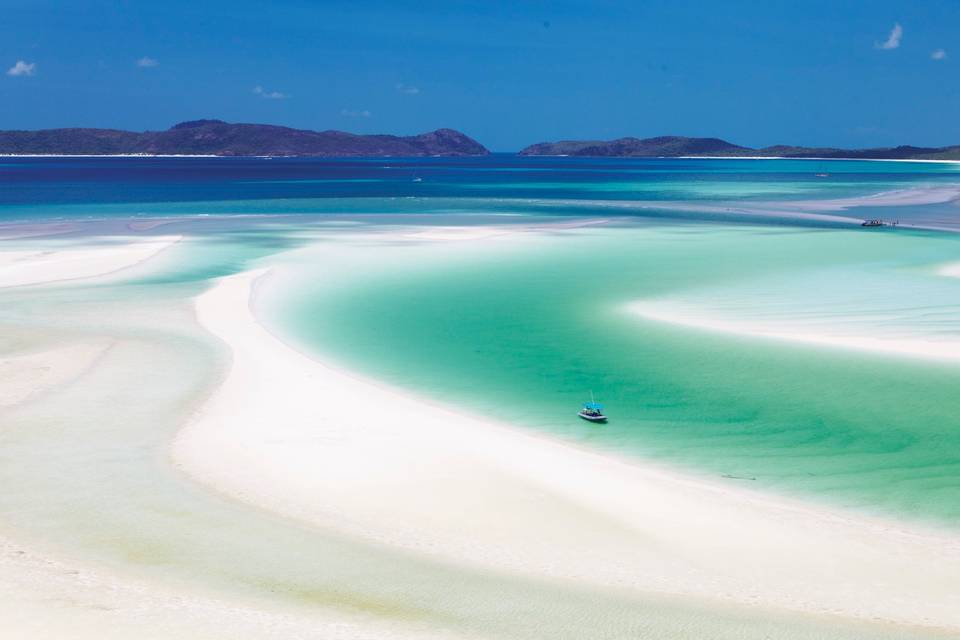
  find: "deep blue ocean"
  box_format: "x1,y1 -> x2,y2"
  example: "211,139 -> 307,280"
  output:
2,155 -> 960,221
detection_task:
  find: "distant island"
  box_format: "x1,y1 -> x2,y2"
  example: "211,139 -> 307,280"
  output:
0,120 -> 489,157
6,122 -> 960,160
519,135 -> 960,160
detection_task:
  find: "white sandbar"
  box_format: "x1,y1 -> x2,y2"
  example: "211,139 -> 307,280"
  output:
628,301 -> 960,362
938,262 -> 960,278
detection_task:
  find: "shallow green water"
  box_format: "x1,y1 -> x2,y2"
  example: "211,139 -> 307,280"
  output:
277,222 -> 960,526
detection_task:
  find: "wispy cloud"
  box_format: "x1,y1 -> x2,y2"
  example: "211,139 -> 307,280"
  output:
6,60 -> 36,77
931,48 -> 947,60
253,85 -> 289,99
395,83 -> 420,95
876,23 -> 902,50
136,56 -> 159,68
340,108 -> 371,118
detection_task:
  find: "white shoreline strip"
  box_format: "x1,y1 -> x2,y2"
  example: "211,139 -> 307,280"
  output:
174,267 -> 960,631
0,154 -> 222,158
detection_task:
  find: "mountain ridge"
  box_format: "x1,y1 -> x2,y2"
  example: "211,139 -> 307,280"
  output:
0,120 -> 489,157
519,135 -> 960,160
4,123 -> 960,160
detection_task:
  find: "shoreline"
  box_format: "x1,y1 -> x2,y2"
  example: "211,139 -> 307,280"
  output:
517,154 -> 960,163
0,153 -> 223,158
172,264 -> 960,632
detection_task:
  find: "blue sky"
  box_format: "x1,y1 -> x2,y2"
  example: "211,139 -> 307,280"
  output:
1,0 -> 958,150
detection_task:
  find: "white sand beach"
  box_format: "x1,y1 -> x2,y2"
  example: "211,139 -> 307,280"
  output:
172,266 -> 960,632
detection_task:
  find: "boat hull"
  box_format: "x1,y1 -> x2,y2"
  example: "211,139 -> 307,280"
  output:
578,412 -> 607,423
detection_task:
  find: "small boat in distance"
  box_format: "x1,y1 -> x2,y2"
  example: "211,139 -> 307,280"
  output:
861,219 -> 886,227
578,392 -> 607,423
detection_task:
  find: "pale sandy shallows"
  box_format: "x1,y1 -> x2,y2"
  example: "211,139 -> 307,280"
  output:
0,235 -> 179,288
173,266 -> 960,633
0,237 -> 461,640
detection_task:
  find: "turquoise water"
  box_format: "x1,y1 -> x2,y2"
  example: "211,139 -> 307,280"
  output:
2,155 -> 960,220
276,222 -> 960,527
6,155 -> 960,529
3,157 -> 960,637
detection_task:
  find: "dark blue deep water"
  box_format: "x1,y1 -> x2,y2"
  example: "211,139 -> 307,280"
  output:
3,155 -> 960,221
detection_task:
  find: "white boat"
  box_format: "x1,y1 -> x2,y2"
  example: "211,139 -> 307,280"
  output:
578,392 -> 607,422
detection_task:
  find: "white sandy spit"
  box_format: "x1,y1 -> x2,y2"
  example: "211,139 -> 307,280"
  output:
605,184 -> 960,232
538,197 -> 867,225
618,184 -> 960,229
398,220 -> 610,242
763,185 -> 960,212
938,262 -> 960,278
173,267 -> 960,633
0,235 -> 180,288
628,301 -> 960,362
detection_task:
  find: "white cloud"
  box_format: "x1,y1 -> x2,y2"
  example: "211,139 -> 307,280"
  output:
6,60 -> 36,77
395,83 -> 420,95
253,85 -> 289,99
931,48 -> 947,60
136,56 -> 159,68
876,23 -> 902,50
340,108 -> 372,118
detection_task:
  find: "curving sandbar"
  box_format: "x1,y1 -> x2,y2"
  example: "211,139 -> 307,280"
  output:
627,301 -> 960,362
173,266 -> 960,634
